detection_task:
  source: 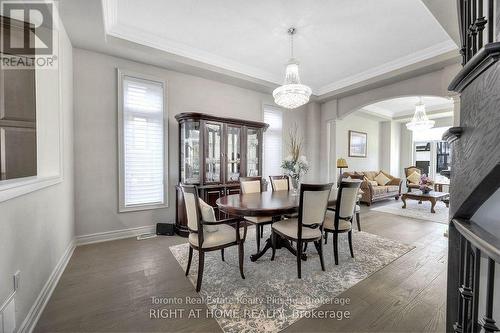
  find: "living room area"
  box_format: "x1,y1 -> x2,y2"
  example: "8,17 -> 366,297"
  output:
322,89 -> 456,226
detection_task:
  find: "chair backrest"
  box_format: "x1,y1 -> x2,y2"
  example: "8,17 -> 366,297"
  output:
405,166 -> 422,177
335,180 -> 362,219
179,185 -> 201,233
240,176 -> 262,194
298,183 -> 333,227
269,175 -> 289,191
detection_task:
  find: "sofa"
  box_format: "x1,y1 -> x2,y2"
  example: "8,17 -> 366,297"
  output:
342,170 -> 402,206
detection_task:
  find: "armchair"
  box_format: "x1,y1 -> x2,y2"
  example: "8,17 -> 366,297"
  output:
404,166 -> 424,192
180,185 -> 247,292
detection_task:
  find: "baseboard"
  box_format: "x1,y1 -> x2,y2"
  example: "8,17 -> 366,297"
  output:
75,225 -> 156,246
18,240 -> 75,333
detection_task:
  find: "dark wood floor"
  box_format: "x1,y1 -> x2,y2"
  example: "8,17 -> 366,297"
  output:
35,203 -> 448,332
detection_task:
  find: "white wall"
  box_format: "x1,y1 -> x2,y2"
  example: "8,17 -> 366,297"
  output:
73,48 -> 308,237
335,113 -> 381,172
0,23 -> 74,330
379,121 -> 392,172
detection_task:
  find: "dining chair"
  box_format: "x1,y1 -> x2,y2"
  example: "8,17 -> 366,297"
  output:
180,185 -> 247,292
239,176 -> 273,251
269,175 -> 298,222
323,180 -> 362,265
327,202 -> 361,232
269,175 -> 290,191
271,183 -> 333,279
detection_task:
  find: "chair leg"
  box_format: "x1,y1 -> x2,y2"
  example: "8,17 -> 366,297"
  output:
256,224 -> 261,252
260,224 -> 264,238
271,231 -> 276,261
221,248 -> 225,261
324,232 -> 328,244
238,243 -> 245,279
315,240 -> 325,271
196,251 -> 205,292
348,230 -> 354,258
356,212 -> 361,232
303,242 -> 308,253
186,246 -> 193,276
333,233 -> 339,265
297,240 -> 302,279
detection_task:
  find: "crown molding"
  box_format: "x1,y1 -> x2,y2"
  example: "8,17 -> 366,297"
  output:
316,40 -> 458,96
105,22 -> 285,88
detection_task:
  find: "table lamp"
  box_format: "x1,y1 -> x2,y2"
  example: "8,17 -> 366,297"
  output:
337,157 -> 348,178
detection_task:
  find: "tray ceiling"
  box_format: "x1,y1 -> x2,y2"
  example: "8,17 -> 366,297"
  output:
101,0 -> 457,96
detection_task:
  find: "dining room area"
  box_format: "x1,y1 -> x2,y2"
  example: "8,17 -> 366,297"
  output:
161,112 -> 437,332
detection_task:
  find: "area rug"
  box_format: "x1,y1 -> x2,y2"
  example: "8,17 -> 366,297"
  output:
169,227 -> 414,333
371,199 -> 449,224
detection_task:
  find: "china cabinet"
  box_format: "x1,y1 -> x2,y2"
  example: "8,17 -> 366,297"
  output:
175,112 -> 268,236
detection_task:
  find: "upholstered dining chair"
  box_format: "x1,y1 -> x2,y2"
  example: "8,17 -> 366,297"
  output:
271,183 -> 333,279
180,185 -> 247,292
269,175 -> 298,221
240,176 -> 273,251
323,180 -> 362,265
327,202 -> 361,232
269,175 -> 290,191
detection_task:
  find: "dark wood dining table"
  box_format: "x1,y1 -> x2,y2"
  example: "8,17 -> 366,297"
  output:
216,190 -> 338,262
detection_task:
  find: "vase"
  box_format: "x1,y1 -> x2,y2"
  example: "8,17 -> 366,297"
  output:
291,177 -> 300,195
421,186 -> 432,194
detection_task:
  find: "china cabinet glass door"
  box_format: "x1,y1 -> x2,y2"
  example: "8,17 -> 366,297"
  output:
226,126 -> 241,182
246,128 -> 260,176
180,121 -> 200,184
205,123 -> 222,183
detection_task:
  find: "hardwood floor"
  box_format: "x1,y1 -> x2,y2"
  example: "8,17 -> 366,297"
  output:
35,202 -> 448,332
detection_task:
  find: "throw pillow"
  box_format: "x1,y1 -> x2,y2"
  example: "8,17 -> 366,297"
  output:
374,172 -> 390,186
198,199 -> 218,232
407,171 -> 421,185
368,180 -> 378,186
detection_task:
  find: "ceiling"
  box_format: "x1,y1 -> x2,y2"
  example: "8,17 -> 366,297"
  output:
360,96 -> 454,119
98,0 -> 457,96
56,0 -> 459,98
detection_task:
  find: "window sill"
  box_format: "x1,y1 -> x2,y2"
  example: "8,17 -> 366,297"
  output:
118,202 -> 168,213
0,175 -> 63,203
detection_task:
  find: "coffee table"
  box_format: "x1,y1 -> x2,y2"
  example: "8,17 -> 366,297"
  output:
401,191 -> 450,213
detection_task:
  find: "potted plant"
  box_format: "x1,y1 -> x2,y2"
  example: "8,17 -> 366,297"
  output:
281,124 -> 309,194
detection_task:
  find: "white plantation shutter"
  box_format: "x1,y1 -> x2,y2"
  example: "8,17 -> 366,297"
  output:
263,107 -> 283,179
121,75 -> 166,208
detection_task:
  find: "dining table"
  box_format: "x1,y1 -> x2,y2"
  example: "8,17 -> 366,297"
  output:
216,190 -> 339,262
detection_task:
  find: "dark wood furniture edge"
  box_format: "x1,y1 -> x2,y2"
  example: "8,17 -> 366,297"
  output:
453,218 -> 500,265
454,163 -> 500,220
448,42 -> 500,93
442,126 -> 464,144
217,202 -> 298,217
175,112 -> 269,130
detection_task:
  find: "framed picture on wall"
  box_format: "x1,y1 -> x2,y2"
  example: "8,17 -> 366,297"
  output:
348,130 -> 367,157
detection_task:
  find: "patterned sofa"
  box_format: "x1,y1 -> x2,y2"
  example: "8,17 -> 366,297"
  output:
342,171 -> 402,206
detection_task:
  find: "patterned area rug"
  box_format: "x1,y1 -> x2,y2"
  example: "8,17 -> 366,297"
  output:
169,227 -> 414,333
371,199 -> 449,224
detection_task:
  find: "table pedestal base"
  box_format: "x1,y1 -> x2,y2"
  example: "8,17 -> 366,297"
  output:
250,235 -> 307,262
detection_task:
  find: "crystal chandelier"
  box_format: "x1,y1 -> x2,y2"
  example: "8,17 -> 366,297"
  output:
406,98 -> 435,131
273,28 -> 312,109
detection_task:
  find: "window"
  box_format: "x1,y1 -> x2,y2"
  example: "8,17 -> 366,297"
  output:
263,106 -> 283,179
118,70 -> 167,212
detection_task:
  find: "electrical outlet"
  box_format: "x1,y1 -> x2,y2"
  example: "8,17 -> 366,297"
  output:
13,271 -> 20,291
